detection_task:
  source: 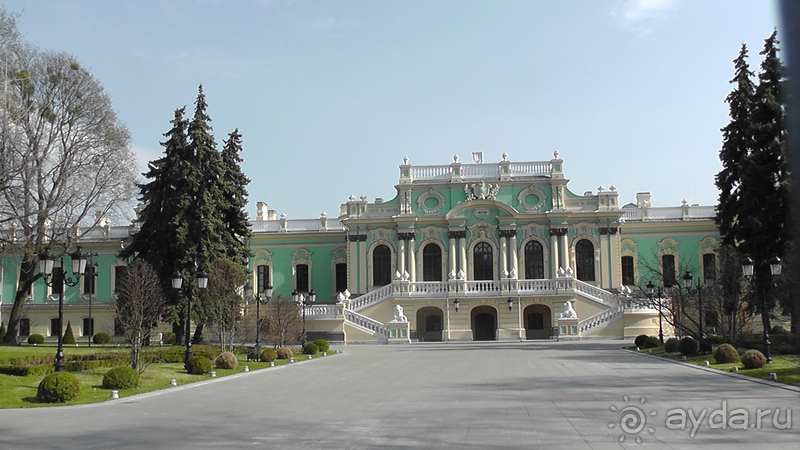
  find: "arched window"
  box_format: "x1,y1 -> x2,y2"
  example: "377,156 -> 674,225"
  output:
575,240 -> 595,282
524,241 -> 545,279
422,244 -> 442,281
372,245 -> 391,287
473,242 -> 494,280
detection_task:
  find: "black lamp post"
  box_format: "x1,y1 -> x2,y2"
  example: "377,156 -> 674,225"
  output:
172,269 -> 209,366
646,281 -> 664,344
254,282 -> 273,356
38,246 -> 88,372
682,271 -> 712,345
85,251 -> 98,347
292,288 -> 316,346
742,255 -> 782,363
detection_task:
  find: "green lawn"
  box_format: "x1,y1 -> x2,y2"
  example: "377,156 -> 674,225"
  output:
0,347 -> 333,408
632,346 -> 800,387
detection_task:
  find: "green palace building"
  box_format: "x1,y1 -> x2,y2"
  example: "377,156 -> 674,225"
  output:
1,152 -> 719,343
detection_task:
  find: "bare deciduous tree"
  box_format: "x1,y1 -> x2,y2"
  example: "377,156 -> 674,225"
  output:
0,13 -> 137,343
116,259 -> 164,372
198,258 -> 248,352
263,295 -> 302,348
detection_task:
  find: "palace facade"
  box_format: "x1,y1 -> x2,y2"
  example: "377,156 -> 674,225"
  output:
1,153 -> 719,343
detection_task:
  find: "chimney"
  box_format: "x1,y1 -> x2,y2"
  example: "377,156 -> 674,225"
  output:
256,202 -> 267,221
636,192 -> 651,208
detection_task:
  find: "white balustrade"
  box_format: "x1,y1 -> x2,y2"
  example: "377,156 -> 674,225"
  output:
344,310 -> 388,337
572,280 -> 617,306
305,304 -> 338,319
349,284 -> 393,311
578,304 -> 625,333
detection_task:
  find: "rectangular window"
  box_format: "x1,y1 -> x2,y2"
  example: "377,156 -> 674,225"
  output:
19,318 -> 30,336
335,263 -> 347,293
257,265 -> 270,295
51,267 -> 64,296
82,317 -> 94,337
295,264 -> 309,293
83,264 -> 96,295
621,256 -> 635,285
50,317 -> 61,337
703,253 -> 716,285
114,266 -> 128,293
662,255 -> 676,287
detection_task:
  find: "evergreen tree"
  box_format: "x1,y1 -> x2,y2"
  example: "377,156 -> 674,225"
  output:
63,321 -> 75,345
715,31 -> 791,338
220,128 -> 252,263
121,107 -> 192,344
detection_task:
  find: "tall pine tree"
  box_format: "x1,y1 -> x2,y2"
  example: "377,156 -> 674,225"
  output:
715,31 -> 791,339
220,128 -> 252,264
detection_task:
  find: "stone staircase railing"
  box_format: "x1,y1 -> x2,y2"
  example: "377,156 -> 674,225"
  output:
578,304 -> 625,334
572,280 -> 618,307
344,309 -> 389,339
349,284 -> 393,311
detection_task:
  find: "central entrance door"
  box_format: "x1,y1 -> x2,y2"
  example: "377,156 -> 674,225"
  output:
471,305 -> 497,341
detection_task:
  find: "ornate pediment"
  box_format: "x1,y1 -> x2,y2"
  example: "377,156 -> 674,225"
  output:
464,182 -> 499,201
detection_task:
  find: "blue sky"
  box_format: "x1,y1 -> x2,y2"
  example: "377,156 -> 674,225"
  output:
2,0 -> 781,220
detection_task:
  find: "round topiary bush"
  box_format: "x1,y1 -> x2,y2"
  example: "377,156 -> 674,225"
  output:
92,332 -> 111,344
643,336 -> 661,349
162,332 -> 176,345
37,372 -> 81,403
313,339 -> 330,353
679,336 -> 699,355
260,348 -> 277,362
102,366 -> 141,389
28,334 -> 45,345
741,349 -> 767,369
713,344 -> 739,364
633,334 -> 648,347
215,351 -> 238,370
302,342 -> 319,355
185,356 -> 213,375
276,347 -> 293,360
664,337 -> 680,353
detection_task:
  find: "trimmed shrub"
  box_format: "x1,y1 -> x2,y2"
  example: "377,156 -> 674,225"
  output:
643,336 -> 661,349
302,342 -> 319,355
93,332 -> 111,345
215,352 -> 238,370
741,349 -> 767,369
162,332 -> 176,345
37,372 -> 81,403
102,366 -> 141,389
185,356 -> 213,375
713,344 -> 739,364
633,334 -> 648,347
0,322 -> 6,343
679,336 -> 699,355
276,347 -> 293,360
28,334 -> 45,345
63,321 -> 76,345
313,339 -> 330,352
664,338 -> 680,353
260,348 -> 277,362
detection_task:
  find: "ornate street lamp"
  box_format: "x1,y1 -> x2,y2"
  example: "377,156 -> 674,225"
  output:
292,289 -> 316,345
38,246 -> 88,372
682,271 -> 712,346
453,298 -> 460,313
254,282 -> 273,356
172,269 -> 209,366
507,297 -> 513,311
742,255 -> 782,363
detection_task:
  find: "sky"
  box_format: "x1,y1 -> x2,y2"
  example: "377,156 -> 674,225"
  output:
1,0 -> 783,221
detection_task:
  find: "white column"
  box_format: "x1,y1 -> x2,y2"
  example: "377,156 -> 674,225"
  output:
459,235 -> 468,279
398,239 -> 406,277
550,231 -> 559,275
510,233 -> 518,277
560,233 -> 570,272
449,233 -> 457,277
407,237 -> 416,282
500,238 -> 508,277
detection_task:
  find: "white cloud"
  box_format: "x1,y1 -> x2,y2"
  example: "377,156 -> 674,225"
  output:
610,0 -> 678,33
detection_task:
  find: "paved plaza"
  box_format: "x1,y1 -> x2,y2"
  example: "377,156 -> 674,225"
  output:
0,340 -> 798,449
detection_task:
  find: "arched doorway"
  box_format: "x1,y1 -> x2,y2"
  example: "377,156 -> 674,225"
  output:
416,306 -> 444,342
523,304 -> 552,340
471,305 -> 497,341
